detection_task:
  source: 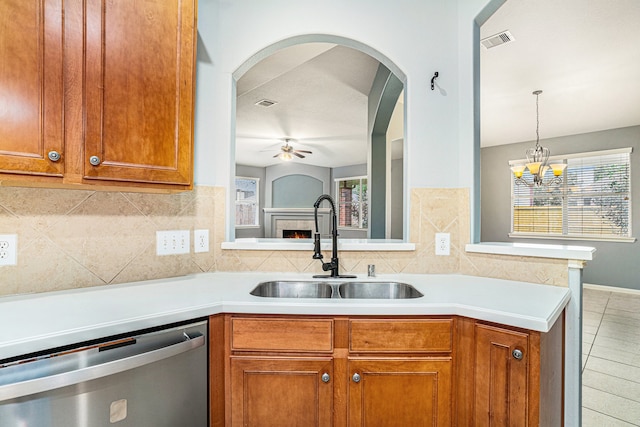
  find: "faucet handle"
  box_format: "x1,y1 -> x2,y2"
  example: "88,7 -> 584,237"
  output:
312,233 -> 323,259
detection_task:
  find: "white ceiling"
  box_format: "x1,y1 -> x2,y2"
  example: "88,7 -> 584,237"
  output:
235,0 -> 640,168
481,0 -> 640,147
235,43 -> 381,168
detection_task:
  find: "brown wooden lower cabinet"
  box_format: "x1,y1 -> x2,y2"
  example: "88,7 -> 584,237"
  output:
210,314 -> 563,427
348,358 -> 452,426
474,324 -> 529,427
470,320 -> 563,427
230,357 -> 333,427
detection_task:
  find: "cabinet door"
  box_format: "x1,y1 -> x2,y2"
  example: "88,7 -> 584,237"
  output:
474,324 -> 529,427
348,358 -> 452,427
230,357 -> 333,427
0,0 -> 64,176
83,0 -> 195,185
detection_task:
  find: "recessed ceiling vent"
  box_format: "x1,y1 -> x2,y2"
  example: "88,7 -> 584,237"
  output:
255,99 -> 278,107
481,30 -> 515,49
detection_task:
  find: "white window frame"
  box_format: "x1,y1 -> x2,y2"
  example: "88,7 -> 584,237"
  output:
509,147 -> 635,242
235,176 -> 260,228
335,175 -> 368,230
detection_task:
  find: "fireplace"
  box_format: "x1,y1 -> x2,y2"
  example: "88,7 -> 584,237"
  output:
283,229 -> 312,239
264,208 -> 330,238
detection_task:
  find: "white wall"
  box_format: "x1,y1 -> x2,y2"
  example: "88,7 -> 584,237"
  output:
193,0 -> 497,238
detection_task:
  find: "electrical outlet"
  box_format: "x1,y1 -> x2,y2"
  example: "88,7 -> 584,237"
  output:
194,229 -> 209,253
156,230 -> 190,256
0,234 -> 18,266
435,233 -> 450,256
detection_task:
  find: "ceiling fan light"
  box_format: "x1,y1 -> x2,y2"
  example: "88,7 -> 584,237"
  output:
279,152 -> 293,161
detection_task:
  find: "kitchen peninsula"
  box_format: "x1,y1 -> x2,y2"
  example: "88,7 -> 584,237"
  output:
2,271 -> 572,426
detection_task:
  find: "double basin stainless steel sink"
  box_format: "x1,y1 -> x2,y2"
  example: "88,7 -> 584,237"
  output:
250,280 -> 423,299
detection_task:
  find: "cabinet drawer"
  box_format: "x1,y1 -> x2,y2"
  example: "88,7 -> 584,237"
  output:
231,318 -> 334,352
349,319 -> 453,353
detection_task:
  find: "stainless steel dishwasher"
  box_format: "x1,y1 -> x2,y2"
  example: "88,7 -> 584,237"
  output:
0,319 -> 208,426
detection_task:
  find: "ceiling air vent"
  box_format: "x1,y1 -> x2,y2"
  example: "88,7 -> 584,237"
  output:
481,30 -> 515,49
255,99 -> 278,107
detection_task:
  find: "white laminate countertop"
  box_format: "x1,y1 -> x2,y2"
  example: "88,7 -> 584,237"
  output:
0,272 -> 571,361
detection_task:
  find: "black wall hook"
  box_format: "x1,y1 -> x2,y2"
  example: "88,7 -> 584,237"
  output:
431,72 -> 439,90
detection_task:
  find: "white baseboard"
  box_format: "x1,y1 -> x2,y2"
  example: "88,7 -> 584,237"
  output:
584,282 -> 640,295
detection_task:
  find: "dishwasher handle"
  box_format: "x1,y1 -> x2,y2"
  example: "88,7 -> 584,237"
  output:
0,333 -> 204,401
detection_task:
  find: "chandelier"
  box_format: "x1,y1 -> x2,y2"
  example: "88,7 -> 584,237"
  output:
510,90 -> 566,186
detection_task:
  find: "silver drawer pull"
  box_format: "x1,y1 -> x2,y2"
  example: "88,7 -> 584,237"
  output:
89,156 -> 101,166
321,373 -> 330,383
512,349 -> 524,360
352,373 -> 361,383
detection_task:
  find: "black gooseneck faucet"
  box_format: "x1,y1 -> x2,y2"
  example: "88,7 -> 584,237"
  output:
312,194 -> 356,278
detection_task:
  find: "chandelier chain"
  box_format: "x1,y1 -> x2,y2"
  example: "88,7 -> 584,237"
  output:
535,91 -> 540,147
511,89 -> 564,188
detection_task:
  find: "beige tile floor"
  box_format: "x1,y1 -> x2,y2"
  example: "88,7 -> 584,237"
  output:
582,287 -> 640,426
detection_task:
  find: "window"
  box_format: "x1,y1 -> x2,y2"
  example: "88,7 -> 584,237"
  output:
335,176 -> 368,229
235,177 -> 259,227
510,148 -> 632,240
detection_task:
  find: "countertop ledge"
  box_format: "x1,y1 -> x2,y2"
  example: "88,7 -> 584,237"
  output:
222,238 -> 416,251
466,242 -> 595,261
0,272 -> 571,360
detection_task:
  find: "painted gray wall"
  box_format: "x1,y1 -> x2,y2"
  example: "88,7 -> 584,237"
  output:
235,165 -> 266,238
272,175 -> 323,208
391,158 -> 404,239
265,163 -> 331,208
332,164 -> 368,181
481,125 -> 640,290
368,65 -> 403,239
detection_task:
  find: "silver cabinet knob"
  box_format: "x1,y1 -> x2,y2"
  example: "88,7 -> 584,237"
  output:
352,373 -> 361,383
89,156 -> 101,166
48,151 -> 61,162
321,373 -> 330,383
512,349 -> 524,360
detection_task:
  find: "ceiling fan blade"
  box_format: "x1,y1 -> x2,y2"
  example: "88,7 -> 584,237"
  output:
293,152 -> 305,158
273,153 -> 280,158
294,150 -> 312,154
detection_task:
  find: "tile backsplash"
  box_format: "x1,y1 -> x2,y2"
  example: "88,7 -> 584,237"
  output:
0,185 -> 567,296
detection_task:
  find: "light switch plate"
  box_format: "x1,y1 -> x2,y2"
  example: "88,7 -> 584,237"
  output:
156,230 -> 190,255
0,234 -> 17,266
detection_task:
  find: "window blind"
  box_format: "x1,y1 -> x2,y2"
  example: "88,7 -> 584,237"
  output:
511,148 -> 631,239
235,177 -> 259,227
336,177 -> 368,229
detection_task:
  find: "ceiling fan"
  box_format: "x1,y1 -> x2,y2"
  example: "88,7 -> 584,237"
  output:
273,139 -> 312,161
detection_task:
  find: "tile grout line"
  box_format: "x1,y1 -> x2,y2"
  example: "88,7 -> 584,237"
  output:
583,401 -> 640,427
583,292 -> 609,373
583,385 -> 640,426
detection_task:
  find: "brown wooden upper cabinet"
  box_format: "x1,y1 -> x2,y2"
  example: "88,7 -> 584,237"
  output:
0,0 -> 196,191
0,0 -> 65,177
